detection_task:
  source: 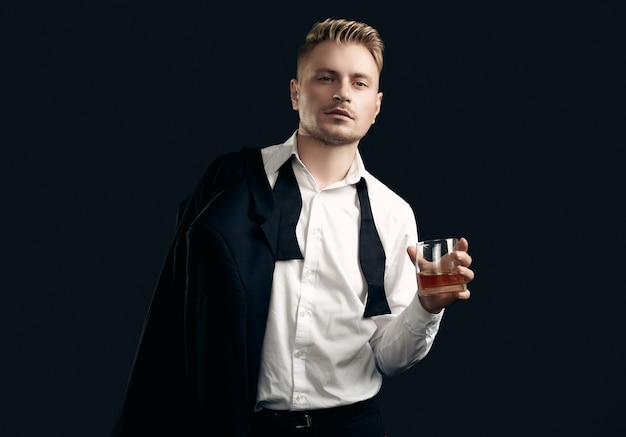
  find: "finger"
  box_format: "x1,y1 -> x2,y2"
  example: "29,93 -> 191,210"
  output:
454,288 -> 471,300
455,237 -> 469,252
453,264 -> 474,282
453,251 -> 473,268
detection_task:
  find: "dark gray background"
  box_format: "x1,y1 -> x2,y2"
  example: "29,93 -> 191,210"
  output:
3,2 -> 624,436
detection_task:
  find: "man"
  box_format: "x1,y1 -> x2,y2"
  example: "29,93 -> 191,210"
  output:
113,18 -> 474,436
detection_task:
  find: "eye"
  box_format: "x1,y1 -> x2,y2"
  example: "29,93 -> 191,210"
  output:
318,76 -> 332,82
355,81 -> 367,88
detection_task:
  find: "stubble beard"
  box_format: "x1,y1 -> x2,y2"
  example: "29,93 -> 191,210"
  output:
300,120 -> 363,147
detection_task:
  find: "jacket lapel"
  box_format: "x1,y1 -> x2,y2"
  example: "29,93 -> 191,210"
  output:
242,147 -> 281,258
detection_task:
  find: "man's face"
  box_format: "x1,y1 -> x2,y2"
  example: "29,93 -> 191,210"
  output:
290,41 -> 383,146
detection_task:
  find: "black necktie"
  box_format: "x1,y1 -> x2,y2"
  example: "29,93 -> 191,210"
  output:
356,178 -> 391,317
272,157 -> 391,318
273,157 -> 305,261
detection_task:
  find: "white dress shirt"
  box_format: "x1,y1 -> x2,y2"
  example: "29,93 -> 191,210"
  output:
256,132 -> 443,411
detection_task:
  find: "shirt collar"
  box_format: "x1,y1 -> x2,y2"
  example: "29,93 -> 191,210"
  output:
264,131 -> 298,175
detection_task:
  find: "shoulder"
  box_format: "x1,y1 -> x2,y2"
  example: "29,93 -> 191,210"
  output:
362,172 -> 417,236
182,148 -> 262,220
202,147 -> 267,188
363,172 -> 414,216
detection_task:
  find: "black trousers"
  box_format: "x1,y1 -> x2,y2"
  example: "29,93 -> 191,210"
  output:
251,398 -> 386,437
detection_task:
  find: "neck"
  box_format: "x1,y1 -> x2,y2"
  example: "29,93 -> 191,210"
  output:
296,133 -> 358,189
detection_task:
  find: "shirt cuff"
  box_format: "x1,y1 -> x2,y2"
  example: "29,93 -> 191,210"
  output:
403,292 -> 444,335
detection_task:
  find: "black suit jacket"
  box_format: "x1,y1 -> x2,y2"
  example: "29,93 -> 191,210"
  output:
114,147 -> 282,436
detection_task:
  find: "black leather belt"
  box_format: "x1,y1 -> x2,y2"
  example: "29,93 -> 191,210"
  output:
254,398 -> 377,430
262,409 -> 313,429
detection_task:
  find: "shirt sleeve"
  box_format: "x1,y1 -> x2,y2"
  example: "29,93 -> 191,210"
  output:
367,190 -> 445,377
371,296 -> 444,377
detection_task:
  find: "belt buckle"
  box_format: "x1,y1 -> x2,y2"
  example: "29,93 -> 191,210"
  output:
294,413 -> 312,429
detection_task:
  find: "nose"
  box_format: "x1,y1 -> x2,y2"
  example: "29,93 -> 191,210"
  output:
333,83 -> 351,102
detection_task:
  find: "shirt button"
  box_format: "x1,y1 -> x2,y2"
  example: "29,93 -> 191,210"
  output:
294,350 -> 303,358
303,269 -> 312,278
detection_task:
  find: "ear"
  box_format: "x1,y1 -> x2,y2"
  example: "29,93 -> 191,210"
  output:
289,79 -> 299,110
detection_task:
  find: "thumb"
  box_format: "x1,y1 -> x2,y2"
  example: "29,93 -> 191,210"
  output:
406,245 -> 417,264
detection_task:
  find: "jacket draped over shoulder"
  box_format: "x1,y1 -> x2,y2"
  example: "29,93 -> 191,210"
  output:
114,148 -> 280,436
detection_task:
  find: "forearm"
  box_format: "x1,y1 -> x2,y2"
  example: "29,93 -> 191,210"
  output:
372,295 -> 444,377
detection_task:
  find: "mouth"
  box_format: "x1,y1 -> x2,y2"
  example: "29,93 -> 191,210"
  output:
325,107 -> 353,119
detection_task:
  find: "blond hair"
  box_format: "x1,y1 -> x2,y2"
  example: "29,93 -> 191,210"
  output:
296,18 -> 384,80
